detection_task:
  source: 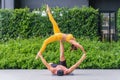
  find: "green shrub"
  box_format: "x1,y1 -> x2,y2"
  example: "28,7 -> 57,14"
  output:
0,6 -> 99,42
0,9 -> 13,41
0,8 -> 31,41
0,37 -> 120,69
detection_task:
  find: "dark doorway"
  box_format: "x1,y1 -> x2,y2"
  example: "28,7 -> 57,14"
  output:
14,0 -> 21,9
0,0 -> 1,8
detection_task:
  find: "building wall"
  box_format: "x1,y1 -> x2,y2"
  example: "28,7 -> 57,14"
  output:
1,0 -> 14,9
19,0 -> 88,9
89,0 -> 119,41
91,0 -> 120,11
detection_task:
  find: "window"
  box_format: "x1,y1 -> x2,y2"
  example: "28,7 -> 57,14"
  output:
101,12 -> 116,41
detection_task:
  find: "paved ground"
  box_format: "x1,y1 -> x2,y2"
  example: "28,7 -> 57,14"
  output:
0,69 -> 120,80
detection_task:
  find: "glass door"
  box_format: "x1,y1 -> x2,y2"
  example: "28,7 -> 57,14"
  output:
101,12 -> 116,41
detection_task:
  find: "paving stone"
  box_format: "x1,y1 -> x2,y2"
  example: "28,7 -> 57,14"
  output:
0,69 -> 120,80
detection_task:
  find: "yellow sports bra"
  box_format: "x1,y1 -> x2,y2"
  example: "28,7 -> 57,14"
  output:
54,33 -> 74,42
66,34 -> 74,42
55,33 -> 63,40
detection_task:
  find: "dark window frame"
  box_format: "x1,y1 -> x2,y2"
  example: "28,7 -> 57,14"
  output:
100,10 -> 117,41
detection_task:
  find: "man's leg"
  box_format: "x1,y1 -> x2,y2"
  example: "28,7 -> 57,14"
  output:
59,41 -> 67,67
60,41 -> 65,61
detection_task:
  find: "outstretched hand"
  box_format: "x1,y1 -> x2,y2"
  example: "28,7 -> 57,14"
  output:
35,51 -> 42,59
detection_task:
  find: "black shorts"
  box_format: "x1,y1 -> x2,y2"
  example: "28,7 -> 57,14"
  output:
51,60 -> 67,68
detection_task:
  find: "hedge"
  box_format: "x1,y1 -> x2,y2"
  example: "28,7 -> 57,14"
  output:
0,37 -> 120,69
0,6 -> 99,42
117,8 -> 120,39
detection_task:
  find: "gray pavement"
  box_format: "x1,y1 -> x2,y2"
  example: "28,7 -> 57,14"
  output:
0,69 -> 120,80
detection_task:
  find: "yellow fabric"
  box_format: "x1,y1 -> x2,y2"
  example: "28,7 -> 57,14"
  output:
66,34 -> 74,42
40,33 -> 63,53
39,12 -> 63,53
39,11 -> 74,53
48,12 -> 61,34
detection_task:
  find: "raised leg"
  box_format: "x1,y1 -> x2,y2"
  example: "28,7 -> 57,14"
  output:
46,5 -> 61,34
59,41 -> 65,61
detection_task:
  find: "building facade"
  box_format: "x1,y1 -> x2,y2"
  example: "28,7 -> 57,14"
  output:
89,0 -> 120,41
0,0 -> 120,41
0,0 -> 14,9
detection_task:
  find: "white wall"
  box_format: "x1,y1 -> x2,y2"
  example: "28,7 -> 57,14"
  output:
1,0 -> 14,9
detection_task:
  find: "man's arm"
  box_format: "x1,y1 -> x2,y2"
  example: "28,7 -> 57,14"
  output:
38,54 -> 52,71
66,40 -> 86,74
67,54 -> 86,74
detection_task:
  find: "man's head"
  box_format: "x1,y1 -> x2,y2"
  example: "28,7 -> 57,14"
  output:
70,44 -> 77,51
57,70 -> 64,76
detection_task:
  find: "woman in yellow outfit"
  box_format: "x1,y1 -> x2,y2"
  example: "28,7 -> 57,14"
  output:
36,5 -> 86,59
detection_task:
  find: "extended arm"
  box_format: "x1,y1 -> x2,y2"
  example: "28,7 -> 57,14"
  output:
67,40 -> 86,74
67,54 -> 86,74
38,54 -> 52,71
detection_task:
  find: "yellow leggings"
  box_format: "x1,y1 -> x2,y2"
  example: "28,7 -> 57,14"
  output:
39,12 -> 62,53
48,12 -> 61,34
